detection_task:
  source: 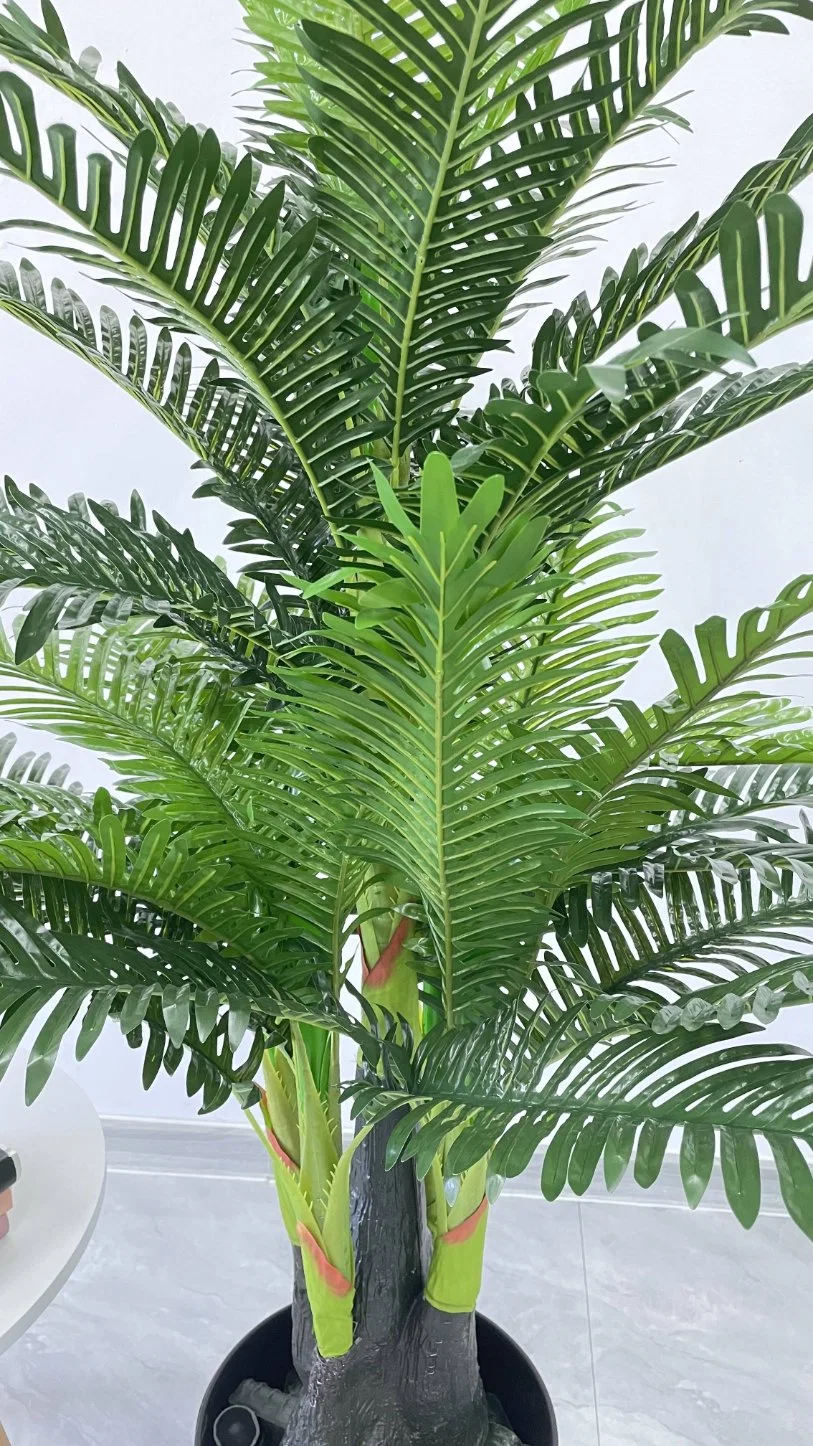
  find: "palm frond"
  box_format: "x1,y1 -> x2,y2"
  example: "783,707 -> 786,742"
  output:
0,620 -> 268,873
474,191 -> 813,521
288,0 -> 618,463
534,110 -> 813,375
0,74 -> 377,521
355,1008 -> 813,1235
0,1 -> 210,170
490,502 -> 662,713
562,360 -> 813,507
271,457 -> 589,1019
0,475 -> 288,674
0,262 -> 333,594
0,720 -> 308,974
0,624 -> 375,980
557,760 -> 813,937
0,728 -> 89,825
533,576 -> 813,934
0,890 -> 318,1106
547,865 -> 813,998
248,0 -> 813,470
0,808 -> 255,950
651,763 -> 813,854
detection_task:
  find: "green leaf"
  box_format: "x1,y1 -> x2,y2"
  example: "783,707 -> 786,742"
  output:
419,452 -> 459,544
0,77 -> 374,523
652,1004 -> 683,1035
586,363 -> 627,403
541,1113 -> 586,1201
717,993 -> 747,1031
0,475 -> 283,675
681,997 -> 716,1032
568,1115 -> 612,1196
15,585 -> 74,663
633,1121 -> 675,1190
720,1128 -> 761,1229
603,1116 -> 636,1192
753,983 -> 783,1024
162,982 -> 192,1049
768,1135 -> 813,1242
25,987 -> 83,1101
680,1123 -> 716,1209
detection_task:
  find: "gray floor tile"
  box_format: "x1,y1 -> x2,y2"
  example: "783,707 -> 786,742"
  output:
0,1172 -> 289,1446
482,1196 -> 599,1446
0,1171 -> 593,1446
581,1200 -> 813,1446
104,1117 -> 266,1179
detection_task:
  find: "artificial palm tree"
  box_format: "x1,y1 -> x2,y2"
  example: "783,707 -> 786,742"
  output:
2,0 -> 813,1439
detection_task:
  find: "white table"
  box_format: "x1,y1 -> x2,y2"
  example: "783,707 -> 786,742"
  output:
0,1062 -> 106,1440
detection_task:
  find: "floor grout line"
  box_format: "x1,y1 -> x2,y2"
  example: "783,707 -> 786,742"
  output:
500,1190 -> 787,1214
101,1114 -> 246,1128
108,1167 -> 272,1183
104,1166 -> 787,1215
577,1203 -> 603,1446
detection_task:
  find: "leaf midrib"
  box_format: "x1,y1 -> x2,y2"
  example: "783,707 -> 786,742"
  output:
434,533 -> 455,1026
390,0 -> 492,471
377,1068 -> 813,1137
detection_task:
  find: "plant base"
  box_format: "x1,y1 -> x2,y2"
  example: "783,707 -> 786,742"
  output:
195,1307 -> 557,1446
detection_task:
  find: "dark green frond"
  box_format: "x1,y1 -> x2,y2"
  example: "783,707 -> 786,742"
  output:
565,361 -> 813,505
534,111 -> 813,375
247,0 -> 813,470
356,1009 -> 813,1234
0,621 -> 265,862
533,575 -> 813,926
0,891 -> 329,1105
0,475 -> 286,673
0,623 -> 374,978
550,866 -> 813,999
0,1 -> 210,169
652,763 -> 813,850
0,74 -> 378,520
0,261 -> 334,592
129,1005 -> 269,1115
0,728 -> 89,827
474,191 -> 813,521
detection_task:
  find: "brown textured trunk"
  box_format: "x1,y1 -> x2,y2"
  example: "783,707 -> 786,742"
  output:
283,1117 -> 489,1446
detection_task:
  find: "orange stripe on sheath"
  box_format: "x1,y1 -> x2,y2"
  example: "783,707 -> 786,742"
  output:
0,1189 -> 12,1215
267,1128 -> 299,1173
442,1195 -> 488,1245
361,916 -> 413,990
297,1223 -> 353,1297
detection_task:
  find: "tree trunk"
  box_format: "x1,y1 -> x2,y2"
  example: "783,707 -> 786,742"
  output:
283,1117 -> 490,1446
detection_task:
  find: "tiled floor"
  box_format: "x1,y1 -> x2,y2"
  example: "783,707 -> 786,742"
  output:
1,1122 -> 811,1445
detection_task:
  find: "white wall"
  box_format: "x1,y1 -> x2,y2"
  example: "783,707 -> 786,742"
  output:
1,1 -> 813,1117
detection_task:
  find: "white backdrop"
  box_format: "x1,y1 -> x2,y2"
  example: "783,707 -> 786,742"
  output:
1,0 -> 813,1118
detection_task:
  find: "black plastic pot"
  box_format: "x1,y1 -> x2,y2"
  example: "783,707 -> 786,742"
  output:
196,1306 -> 558,1446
